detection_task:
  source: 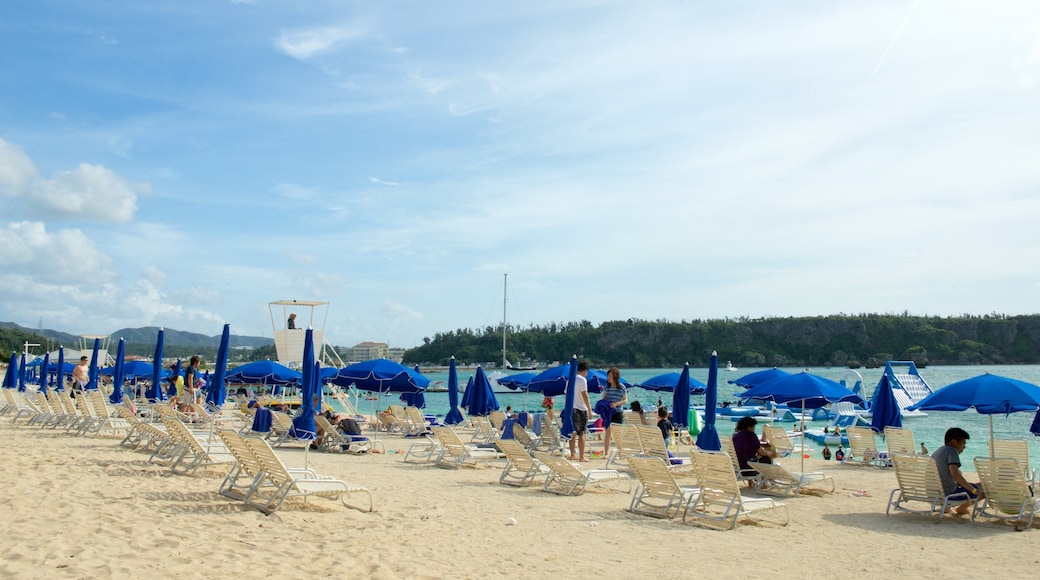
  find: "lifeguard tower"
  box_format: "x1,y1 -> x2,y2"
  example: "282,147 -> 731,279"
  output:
268,300 -> 345,369
78,334 -> 114,365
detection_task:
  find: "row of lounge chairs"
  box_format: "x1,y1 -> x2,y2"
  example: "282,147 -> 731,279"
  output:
3,387 -> 373,515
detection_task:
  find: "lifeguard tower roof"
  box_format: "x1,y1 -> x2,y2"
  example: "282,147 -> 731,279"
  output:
268,300 -> 344,369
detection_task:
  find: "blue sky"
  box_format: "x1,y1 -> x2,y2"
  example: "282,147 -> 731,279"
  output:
2,1 -> 1039,349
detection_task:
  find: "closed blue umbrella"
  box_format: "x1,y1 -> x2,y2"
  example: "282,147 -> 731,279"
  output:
207,323 -> 231,407
869,374 -> 902,434
38,353 -> 51,395
636,371 -> 706,393
290,328 -> 318,441
464,366 -> 499,417
85,338 -> 101,390
560,356 -> 578,439
729,367 -> 791,388
55,347 -> 65,392
18,353 -> 27,392
109,338 -> 126,404
672,362 -> 692,429
1030,410 -> 1040,437
697,354 -> 722,451
909,373 -> 1040,455
460,375 -> 475,410
148,328 -> 165,401
444,356 -> 464,425
3,352 -> 17,389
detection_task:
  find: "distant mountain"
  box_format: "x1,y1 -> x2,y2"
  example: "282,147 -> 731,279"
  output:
0,321 -> 272,349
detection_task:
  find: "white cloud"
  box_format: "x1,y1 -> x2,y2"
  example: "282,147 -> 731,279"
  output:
32,163 -> 139,222
0,139 -> 38,197
276,25 -> 364,60
0,221 -> 113,283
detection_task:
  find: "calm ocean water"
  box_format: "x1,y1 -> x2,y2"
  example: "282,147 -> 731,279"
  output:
337,364 -> 1040,472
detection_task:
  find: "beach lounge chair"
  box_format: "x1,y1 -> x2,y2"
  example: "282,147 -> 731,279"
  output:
403,432 -> 440,464
884,426 -> 917,455
81,390 -> 130,438
761,425 -> 795,458
886,452 -> 971,523
634,425 -> 692,474
539,455 -> 629,496
751,461 -> 835,498
215,430 -> 321,503
113,404 -> 171,453
845,426 -> 885,467
510,423 -> 541,452
605,424 -> 644,470
314,414 -> 373,454
404,406 -> 432,437
972,456 -> 1040,531
3,390 -> 40,424
685,449 -> 789,530
627,456 -> 700,518
431,426 -> 502,469
718,437 -> 759,484
241,434 -> 373,514
989,439 -> 1037,488
497,439 -> 551,487
159,414 -> 236,476
469,416 -> 498,444
536,414 -> 562,455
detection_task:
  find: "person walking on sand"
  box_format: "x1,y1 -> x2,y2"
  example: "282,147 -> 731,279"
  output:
569,361 -> 592,462
72,356 -> 90,392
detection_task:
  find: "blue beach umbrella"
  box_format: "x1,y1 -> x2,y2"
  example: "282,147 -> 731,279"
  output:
115,361 -> 156,379
290,328 -> 318,441
226,360 -> 302,386
729,367 -> 791,388
697,354 -> 722,451
737,372 -> 863,409
400,364 -> 426,408
909,373 -> 1040,455
460,375 -> 475,410
869,374 -> 902,434
635,371 -> 706,393
560,356 -> 578,439
672,362 -> 692,429
3,352 -> 17,389
85,338 -> 101,390
444,356 -> 464,425
1030,410 -> 1040,437
463,366 -> 499,417
109,338 -> 126,404
18,353 -> 28,392
496,372 -> 536,391
55,347 -> 65,392
586,369 -> 633,394
38,353 -> 51,395
148,328 -> 166,401
332,359 -> 429,393
526,364 -> 574,397
207,323 -> 231,407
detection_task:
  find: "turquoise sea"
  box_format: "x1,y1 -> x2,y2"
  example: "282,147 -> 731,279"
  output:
337,364 -> 1040,473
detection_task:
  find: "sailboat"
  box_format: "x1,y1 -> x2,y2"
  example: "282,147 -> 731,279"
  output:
502,273 -> 536,371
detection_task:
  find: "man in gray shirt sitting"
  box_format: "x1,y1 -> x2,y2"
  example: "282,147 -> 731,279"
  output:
931,427 -> 985,515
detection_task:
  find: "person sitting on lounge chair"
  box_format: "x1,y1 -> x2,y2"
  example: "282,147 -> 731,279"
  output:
732,416 -> 776,486
932,427 -> 984,515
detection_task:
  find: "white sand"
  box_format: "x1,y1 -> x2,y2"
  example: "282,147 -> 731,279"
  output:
1,421 -> 1038,579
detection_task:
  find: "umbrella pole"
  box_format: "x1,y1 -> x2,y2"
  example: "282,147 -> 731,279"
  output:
989,415 -> 994,458
800,399 -> 806,473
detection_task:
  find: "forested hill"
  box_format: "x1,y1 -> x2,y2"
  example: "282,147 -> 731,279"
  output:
403,313 -> 1040,368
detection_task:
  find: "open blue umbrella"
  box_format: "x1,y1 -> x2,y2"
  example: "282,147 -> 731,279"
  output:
109,338 -> 126,404
737,372 -> 863,409
635,371 -> 707,393
560,356 -> 578,439
444,356 -> 464,425
526,364 -> 574,397
38,353 -> 51,395
729,367 -> 791,388
3,352 -> 17,389
106,360 -> 155,379
672,362 -> 692,429
226,360 -> 302,386
909,373 -> 1040,454
85,338 -> 101,391
464,366 -> 499,417
207,323 -> 231,407
869,374 -> 902,434
148,328 -> 165,401
496,372 -> 536,391
400,364 -> 426,408
290,328 -> 319,441
331,359 -> 429,393
696,354 -> 721,451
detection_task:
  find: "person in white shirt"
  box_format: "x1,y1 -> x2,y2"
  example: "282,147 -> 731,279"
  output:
569,361 -> 592,462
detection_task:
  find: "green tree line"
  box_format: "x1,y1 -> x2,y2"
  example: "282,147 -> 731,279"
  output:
402,313 -> 1040,368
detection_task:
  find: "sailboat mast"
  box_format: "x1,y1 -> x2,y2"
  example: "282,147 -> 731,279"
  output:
502,273 -> 508,366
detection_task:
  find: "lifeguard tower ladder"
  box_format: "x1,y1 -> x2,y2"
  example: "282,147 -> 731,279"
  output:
268,300 -> 345,369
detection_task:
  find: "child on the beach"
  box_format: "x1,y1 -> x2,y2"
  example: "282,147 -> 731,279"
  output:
657,406 -> 673,449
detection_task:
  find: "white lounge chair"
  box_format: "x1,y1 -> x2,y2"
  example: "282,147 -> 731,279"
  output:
752,460 -> 835,498
686,449 -> 789,530
540,455 -> 629,496
627,456 -> 700,518
887,452 -> 971,523
497,439 -> 550,487
972,456 -> 1039,531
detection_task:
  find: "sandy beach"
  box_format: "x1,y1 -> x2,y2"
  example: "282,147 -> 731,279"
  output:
1,419 -> 1038,580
